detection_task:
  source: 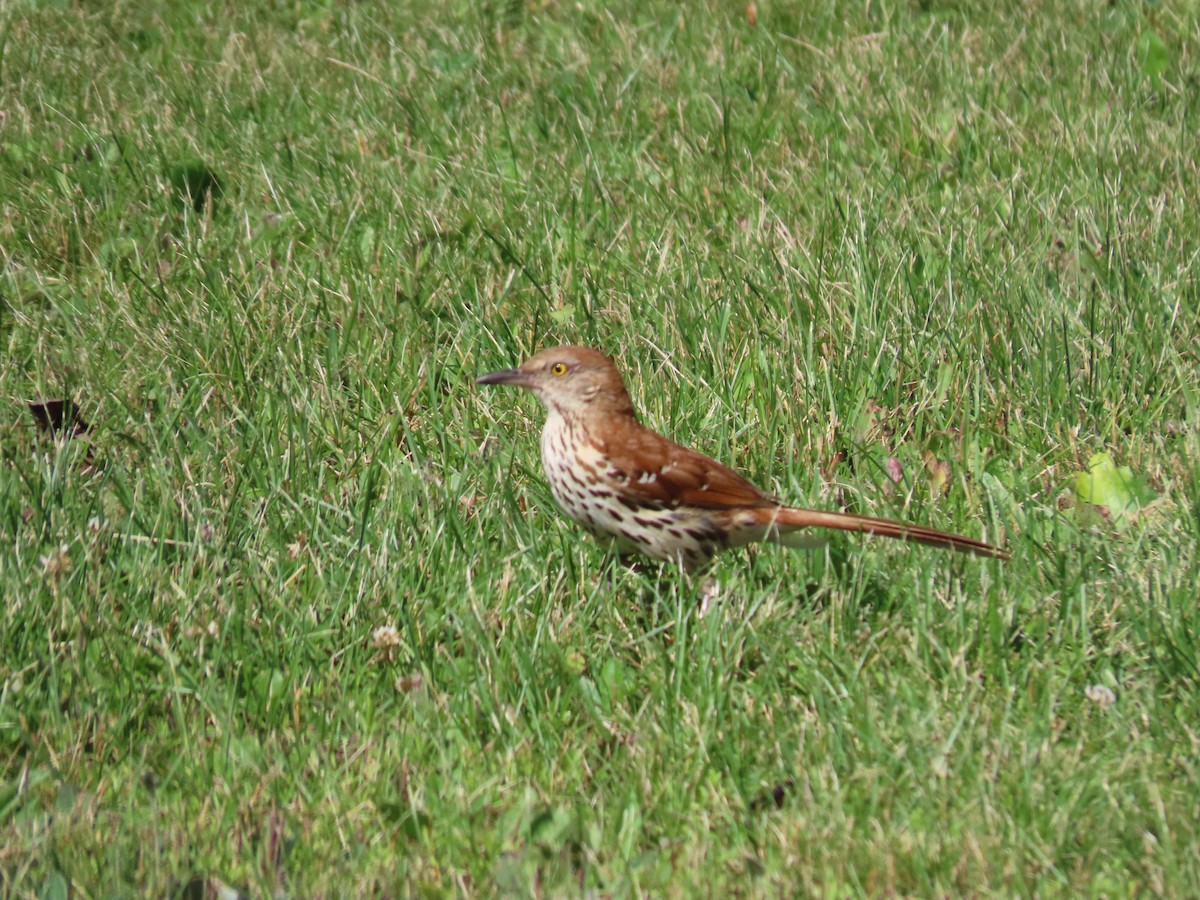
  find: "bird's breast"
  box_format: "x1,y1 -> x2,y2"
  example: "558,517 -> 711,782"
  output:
537,415 -> 725,567
541,417 -> 629,530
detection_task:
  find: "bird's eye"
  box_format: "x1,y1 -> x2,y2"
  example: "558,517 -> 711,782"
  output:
550,362 -> 568,376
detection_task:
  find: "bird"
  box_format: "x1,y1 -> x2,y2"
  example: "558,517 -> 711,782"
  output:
476,346 -> 1008,571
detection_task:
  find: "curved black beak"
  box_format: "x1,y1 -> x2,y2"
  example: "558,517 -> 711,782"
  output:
476,368 -> 531,388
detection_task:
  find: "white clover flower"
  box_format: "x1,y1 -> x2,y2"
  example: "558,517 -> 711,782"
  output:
371,625 -> 401,650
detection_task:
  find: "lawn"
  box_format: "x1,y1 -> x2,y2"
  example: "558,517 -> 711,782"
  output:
2,0 -> 1198,895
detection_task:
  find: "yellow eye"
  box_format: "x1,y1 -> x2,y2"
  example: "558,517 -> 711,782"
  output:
550,362 -> 568,376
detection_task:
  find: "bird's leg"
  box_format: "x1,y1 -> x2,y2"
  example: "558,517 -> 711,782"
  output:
697,574 -> 722,618
681,559 -> 723,618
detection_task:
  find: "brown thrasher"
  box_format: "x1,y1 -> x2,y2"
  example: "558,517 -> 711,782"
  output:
477,346 -> 1008,571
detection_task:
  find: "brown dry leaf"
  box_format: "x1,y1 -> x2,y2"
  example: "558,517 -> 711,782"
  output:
395,673 -> 424,694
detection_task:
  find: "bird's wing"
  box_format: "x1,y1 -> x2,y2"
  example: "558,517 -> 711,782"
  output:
595,424 -> 777,510
592,423 -> 1010,559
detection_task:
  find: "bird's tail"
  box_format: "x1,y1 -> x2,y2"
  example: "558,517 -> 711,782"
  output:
762,506 -> 1009,559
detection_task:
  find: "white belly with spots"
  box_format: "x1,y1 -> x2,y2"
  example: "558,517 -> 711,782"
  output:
539,414 -> 721,568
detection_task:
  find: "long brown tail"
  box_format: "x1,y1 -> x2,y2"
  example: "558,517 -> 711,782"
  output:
770,506 -> 1009,559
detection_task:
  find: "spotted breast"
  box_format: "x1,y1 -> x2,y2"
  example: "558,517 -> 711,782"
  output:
539,410 -> 724,568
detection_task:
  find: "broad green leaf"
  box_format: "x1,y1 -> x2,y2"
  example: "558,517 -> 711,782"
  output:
1138,30 -> 1169,84
1073,452 -> 1156,520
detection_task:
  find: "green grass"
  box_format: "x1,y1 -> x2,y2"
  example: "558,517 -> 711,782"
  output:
2,0 -> 1199,895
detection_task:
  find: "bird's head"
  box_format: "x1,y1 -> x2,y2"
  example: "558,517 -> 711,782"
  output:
476,345 -> 636,419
